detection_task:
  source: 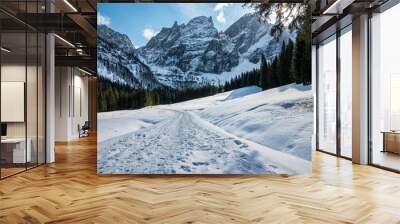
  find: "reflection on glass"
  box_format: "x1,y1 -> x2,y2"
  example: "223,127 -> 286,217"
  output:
318,36 -> 337,154
340,29 -> 352,158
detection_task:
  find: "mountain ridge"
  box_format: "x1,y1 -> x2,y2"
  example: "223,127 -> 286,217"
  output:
97,13 -> 295,89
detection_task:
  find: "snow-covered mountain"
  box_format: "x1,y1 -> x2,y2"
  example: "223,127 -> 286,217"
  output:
97,25 -> 160,88
137,16 -> 240,88
225,13 -> 293,63
97,13 -> 295,89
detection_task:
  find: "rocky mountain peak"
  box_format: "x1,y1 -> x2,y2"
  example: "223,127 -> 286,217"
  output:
181,16 -> 218,40
186,16 -> 214,27
98,24 -> 135,54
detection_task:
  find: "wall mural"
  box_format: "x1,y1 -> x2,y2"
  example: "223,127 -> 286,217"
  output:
97,3 -> 313,174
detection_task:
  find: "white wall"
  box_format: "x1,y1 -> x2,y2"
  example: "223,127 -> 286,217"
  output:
1,65 -> 42,138
55,66 -> 70,141
1,64 -> 26,139
72,73 -> 89,138
1,82 -> 25,122
55,67 -> 89,141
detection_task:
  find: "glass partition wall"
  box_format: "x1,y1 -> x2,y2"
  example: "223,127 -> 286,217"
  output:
0,2 -> 46,179
0,31 -> 27,177
370,3 -> 400,171
316,25 -> 353,159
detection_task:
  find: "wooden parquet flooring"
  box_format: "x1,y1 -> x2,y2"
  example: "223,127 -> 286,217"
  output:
1,135 -> 400,223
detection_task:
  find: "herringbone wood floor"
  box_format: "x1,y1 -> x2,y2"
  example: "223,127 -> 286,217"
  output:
1,135 -> 400,224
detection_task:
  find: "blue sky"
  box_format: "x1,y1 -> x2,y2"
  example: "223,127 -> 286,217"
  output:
97,3 -> 254,47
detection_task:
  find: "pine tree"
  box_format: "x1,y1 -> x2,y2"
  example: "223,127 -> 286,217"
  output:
291,37 -> 305,84
259,55 -> 269,90
144,90 -> 153,107
154,92 -> 160,105
270,57 -> 279,88
281,40 -> 294,85
290,7 -> 311,85
277,41 -> 286,85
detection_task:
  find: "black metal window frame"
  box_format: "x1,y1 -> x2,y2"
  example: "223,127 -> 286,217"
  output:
314,19 -> 353,161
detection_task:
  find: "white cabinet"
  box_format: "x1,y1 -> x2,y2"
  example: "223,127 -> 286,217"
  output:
1,138 -> 31,163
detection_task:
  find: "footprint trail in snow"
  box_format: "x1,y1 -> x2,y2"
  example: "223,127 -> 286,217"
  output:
99,111 -> 281,174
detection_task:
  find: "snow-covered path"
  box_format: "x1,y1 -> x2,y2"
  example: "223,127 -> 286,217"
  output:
98,84 -> 313,175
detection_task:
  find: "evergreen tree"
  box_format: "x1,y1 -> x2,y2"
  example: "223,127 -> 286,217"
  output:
280,40 -> 294,85
291,38 -> 304,84
259,55 -> 269,90
290,7 -> 311,85
154,92 -> 160,105
144,90 -> 153,107
270,57 -> 279,88
277,41 -> 286,85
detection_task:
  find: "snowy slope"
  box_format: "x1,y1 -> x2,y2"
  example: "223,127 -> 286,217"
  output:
224,86 -> 262,100
98,84 -> 312,174
199,84 -> 313,160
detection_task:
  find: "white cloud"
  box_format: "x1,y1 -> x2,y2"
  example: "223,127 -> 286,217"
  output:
214,3 -> 231,11
142,28 -> 157,40
97,13 -> 111,26
216,11 -> 226,23
214,3 -> 232,24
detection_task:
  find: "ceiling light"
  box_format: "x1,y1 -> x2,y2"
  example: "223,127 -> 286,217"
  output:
78,67 -> 92,76
54,34 -> 75,48
76,48 -> 84,55
63,0 -> 78,12
322,1 -> 341,14
1,47 -> 11,53
322,0 -> 355,15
